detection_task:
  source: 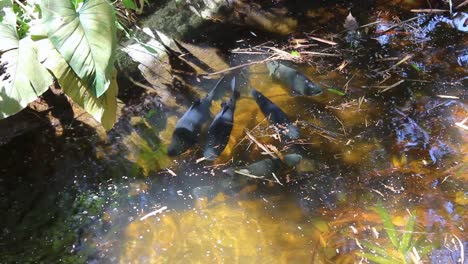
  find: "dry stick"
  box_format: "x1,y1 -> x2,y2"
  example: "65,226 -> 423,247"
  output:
14,0 -> 38,20
245,130 -> 277,159
271,173 -> 284,186
359,21 -> 382,29
377,15 -> 429,34
456,0 -> 468,9
452,234 -> 464,264
201,56 -> 278,77
195,157 -> 207,164
234,170 -> 266,180
394,55 -> 414,67
296,121 -> 342,140
299,51 -> 341,57
335,117 -> 347,137
309,36 -> 338,46
410,9 -> 449,13
234,117 -> 270,148
377,54 -> 413,75
455,117 -> 468,131
379,79 -> 405,93
140,206 -> 168,221
205,158 -> 233,169
166,168 -> 177,177
436,95 -> 460,99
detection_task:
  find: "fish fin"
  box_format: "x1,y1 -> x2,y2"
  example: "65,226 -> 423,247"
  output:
191,99 -> 202,107
207,76 -> 226,101
220,101 -> 231,114
230,77 -> 236,92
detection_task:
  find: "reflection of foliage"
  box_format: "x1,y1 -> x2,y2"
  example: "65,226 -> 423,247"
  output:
357,203 -> 430,264
0,0 -> 118,129
123,117 -> 172,175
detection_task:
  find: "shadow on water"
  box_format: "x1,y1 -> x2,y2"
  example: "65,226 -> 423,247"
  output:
1,0 -> 467,263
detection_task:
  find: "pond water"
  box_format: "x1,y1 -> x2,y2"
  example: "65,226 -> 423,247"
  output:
1,1 -> 467,263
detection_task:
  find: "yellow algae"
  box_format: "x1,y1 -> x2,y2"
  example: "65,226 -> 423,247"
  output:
341,143 -> 377,165
159,115 -> 179,145
120,195 -> 324,263
123,131 -> 172,175
454,191 -> 467,206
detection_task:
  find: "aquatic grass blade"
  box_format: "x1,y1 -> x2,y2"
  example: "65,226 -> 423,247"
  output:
361,242 -> 402,262
356,252 -> 397,264
398,213 -> 416,253
410,63 -> 421,71
375,203 -> 399,249
327,88 -> 346,96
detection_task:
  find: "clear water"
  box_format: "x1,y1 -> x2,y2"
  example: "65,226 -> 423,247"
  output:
0,1 -> 467,263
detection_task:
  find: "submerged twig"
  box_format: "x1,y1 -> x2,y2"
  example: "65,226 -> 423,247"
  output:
364,79 -> 405,93
296,121 -> 342,142
140,206 -> 168,221
245,130 -> 277,158
201,56 -> 277,77
456,0 -> 468,9
271,173 -> 284,186
376,15 -> 429,34
234,170 -> 265,179
455,117 -> 468,131
410,9 -> 448,13
308,36 -> 338,46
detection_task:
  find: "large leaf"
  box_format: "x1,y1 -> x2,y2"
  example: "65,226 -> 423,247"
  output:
41,0 -> 116,97
0,22 -> 17,52
0,23 -> 53,119
38,39 -> 117,130
0,0 -> 15,26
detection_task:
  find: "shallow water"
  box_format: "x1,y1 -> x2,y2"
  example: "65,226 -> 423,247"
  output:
1,1 -> 467,263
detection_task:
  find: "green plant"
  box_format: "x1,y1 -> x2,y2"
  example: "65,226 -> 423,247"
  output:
0,0 -> 118,129
356,203 -> 431,264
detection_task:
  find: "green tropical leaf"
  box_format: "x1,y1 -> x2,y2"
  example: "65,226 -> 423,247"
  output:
122,0 -> 137,10
38,39 -> 117,130
0,0 -> 14,25
41,0 -> 116,97
0,22 -> 17,52
0,23 -> 53,119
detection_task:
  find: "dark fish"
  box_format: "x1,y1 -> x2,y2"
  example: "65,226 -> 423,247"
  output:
204,77 -> 239,160
266,61 -> 322,96
250,88 -> 300,139
236,153 -> 303,176
167,77 -> 225,156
